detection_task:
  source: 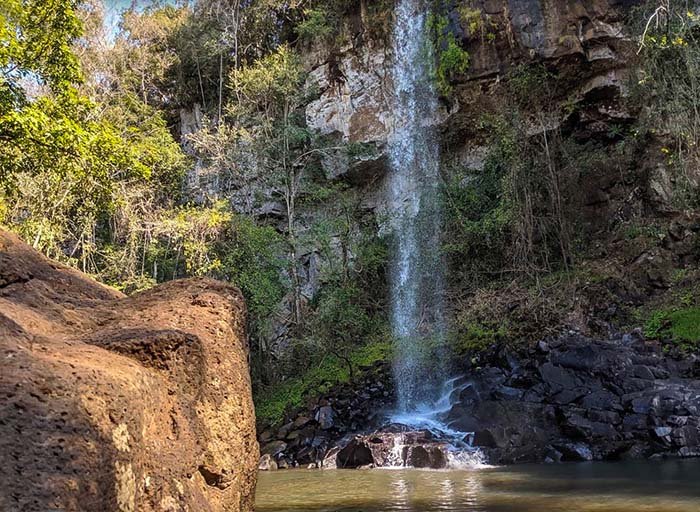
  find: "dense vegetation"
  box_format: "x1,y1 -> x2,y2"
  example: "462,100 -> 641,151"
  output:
2,0 -> 700,427
0,0 -> 392,422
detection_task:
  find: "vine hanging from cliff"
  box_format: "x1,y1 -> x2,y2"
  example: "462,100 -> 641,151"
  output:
426,5 -> 470,96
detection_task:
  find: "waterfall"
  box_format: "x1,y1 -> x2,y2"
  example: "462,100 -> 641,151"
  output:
388,0 -> 445,414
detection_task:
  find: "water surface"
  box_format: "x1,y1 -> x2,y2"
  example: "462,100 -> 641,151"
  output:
256,459 -> 700,512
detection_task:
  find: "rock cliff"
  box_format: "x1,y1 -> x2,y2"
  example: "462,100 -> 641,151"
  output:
306,0 -> 635,156
0,230 -> 258,512
257,0 -> 655,352
252,0 -> 700,467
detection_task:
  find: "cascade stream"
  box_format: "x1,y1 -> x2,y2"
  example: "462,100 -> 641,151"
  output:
388,0 -> 445,413
384,0 -> 482,466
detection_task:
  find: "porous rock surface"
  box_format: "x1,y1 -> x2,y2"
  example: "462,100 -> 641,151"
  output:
0,229 -> 258,512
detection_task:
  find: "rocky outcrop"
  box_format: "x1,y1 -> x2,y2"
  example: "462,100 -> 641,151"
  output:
305,0 -> 636,155
257,361 -> 393,469
328,429 -> 456,469
447,332 -> 700,463
0,230 -> 258,512
258,330 -> 700,468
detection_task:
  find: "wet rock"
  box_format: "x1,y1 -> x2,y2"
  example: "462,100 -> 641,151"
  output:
491,385 -> 523,401
539,362 -> 578,391
293,415 -> 313,428
555,443 -> 594,461
262,440 -> 287,457
316,405 -> 335,430
473,429 -> 498,448
672,426 -> 699,448
633,365 -> 656,380
259,454 -> 278,471
622,414 -> 649,432
653,426 -> 673,438
551,388 -> 587,405
544,446 -> 563,463
618,443 -> 648,460
581,390 -> 623,411
277,421 -> 295,439
404,445 -> 447,469
336,438 -> 374,468
258,332 -> 700,468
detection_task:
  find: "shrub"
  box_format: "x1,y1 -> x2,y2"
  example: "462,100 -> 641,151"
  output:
296,8 -> 332,43
254,341 -> 392,427
427,13 -> 470,96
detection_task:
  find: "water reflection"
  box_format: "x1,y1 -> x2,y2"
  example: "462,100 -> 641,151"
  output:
391,477 -> 409,511
256,459 -> 700,512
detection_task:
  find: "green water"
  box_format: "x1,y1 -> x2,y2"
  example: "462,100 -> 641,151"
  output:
256,459 -> 700,512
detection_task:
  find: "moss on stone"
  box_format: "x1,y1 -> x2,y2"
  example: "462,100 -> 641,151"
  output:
254,341 -> 392,427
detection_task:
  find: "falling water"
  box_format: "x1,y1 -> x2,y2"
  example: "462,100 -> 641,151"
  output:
388,0 -> 445,414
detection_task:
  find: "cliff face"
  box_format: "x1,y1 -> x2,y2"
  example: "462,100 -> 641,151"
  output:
0,230 -> 258,512
297,0 -> 700,331
261,0 -> 647,348
305,0 -> 635,174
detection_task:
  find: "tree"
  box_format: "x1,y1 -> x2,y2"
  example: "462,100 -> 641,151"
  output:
228,45 -> 313,325
0,0 -> 189,274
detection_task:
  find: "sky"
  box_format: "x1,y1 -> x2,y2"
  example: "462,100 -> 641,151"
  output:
102,0 -> 178,41
103,0 -> 135,38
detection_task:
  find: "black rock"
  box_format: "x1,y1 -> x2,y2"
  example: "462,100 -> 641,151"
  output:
336,438 -> 374,468
555,442 -> 593,461
315,405 -> 335,430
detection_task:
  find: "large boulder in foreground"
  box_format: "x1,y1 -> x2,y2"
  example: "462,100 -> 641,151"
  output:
0,230 -> 258,512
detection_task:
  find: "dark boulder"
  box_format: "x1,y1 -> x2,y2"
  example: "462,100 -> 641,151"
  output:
405,445 -> 447,469
316,405 -> 336,430
555,442 -> 594,461
443,333 -> 700,464
336,438 -> 374,468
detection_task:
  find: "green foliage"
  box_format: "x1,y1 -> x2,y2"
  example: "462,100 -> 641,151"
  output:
668,307 -> 700,343
450,321 -> 507,355
427,13 -> 470,96
644,307 -> 700,351
296,8 -> 332,43
228,45 -> 306,126
506,63 -> 556,110
643,309 -> 668,339
310,283 -> 373,344
622,222 -> 664,241
255,341 -> 392,426
458,7 -> 482,34
0,0 -> 190,276
442,117 -> 515,284
0,0 -> 82,105
218,216 -> 287,322
631,2 -> 700,206
300,210 -> 389,381
111,5 -> 188,109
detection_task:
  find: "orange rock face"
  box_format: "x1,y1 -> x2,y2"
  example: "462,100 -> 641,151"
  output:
0,229 -> 258,512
